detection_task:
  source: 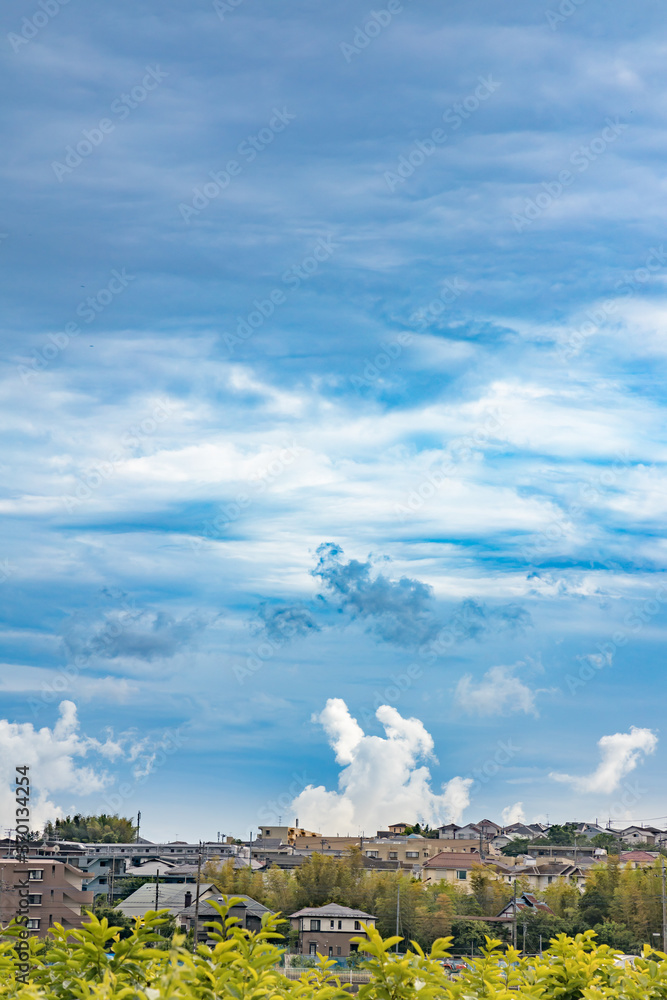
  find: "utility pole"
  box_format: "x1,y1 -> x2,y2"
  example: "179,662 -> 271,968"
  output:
154,869 -> 160,910
192,844 -> 203,953
249,831 -> 252,869
136,811 -> 141,844
395,880 -> 400,953
512,880 -> 517,950
661,856 -> 666,954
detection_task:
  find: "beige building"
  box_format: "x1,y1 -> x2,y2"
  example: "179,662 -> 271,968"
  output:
0,860 -> 93,937
291,834 -> 494,870
257,826 -> 320,846
420,851 -> 486,892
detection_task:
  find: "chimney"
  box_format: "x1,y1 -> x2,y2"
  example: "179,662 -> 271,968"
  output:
184,891 -> 192,908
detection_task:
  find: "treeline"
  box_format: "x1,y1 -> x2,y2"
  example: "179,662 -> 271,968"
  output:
43,814 -> 137,843
204,849 -> 667,955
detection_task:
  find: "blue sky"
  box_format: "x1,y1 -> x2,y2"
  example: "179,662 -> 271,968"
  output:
1,0 -> 666,842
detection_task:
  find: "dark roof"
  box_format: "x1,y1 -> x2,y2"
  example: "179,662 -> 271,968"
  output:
181,895 -> 271,918
290,903 -> 375,919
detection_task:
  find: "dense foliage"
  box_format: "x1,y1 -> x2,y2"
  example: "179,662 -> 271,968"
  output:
42,814 -> 138,843
1,900 -> 666,999
205,849 -> 667,956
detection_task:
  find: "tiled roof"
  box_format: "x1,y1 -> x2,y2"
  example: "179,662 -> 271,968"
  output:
422,851 -> 482,869
620,851 -> 659,862
290,902 -> 375,919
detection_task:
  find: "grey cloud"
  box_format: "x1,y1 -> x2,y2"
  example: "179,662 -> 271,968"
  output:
253,602 -> 320,643
62,601 -> 206,662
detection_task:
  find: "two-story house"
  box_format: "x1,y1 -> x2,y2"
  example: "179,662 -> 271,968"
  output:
290,903 -> 376,958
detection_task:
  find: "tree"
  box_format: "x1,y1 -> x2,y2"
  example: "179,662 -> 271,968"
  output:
43,814 -> 137,843
501,838 -> 533,857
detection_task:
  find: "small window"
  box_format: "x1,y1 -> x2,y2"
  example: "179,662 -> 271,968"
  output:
309,942 -> 317,955
336,946 -> 341,956
456,870 -> 467,880
389,852 -> 398,860
26,919 -> 40,930
330,920 -> 334,928
365,851 -> 378,858
405,852 -> 418,858
28,895 -> 42,905
354,920 -> 361,930
99,878 -> 107,885
338,920 -> 342,929
310,919 -> 320,931
328,946 -> 333,956
28,870 -> 43,881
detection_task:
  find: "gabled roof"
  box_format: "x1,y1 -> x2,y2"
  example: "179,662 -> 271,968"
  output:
620,850 -> 659,862
290,902 -> 375,919
423,851 -> 482,869
117,882 -> 218,917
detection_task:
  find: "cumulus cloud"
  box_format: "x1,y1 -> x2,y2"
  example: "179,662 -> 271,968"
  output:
501,801 -> 526,825
0,701 -> 121,831
311,544 -> 531,650
550,726 -> 658,794
291,698 -> 472,832
455,663 -> 546,717
312,543 -> 437,647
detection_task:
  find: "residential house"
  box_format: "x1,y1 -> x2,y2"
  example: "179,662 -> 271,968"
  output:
617,826 -> 661,846
388,823 -> 409,834
437,824 -> 461,839
421,851 -> 485,892
117,882 -> 219,920
290,903 -> 376,958
477,820 -> 503,839
619,851 -> 660,869
179,895 -> 272,941
492,861 -> 589,892
0,859 -> 93,937
256,826 -> 320,846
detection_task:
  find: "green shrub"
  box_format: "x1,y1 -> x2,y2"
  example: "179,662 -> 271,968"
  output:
0,897 -> 666,999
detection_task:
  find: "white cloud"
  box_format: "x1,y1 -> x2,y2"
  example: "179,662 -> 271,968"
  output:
550,726 -> 658,794
501,801 -> 525,825
455,663 -> 543,717
291,698 -> 472,832
0,701 -> 118,832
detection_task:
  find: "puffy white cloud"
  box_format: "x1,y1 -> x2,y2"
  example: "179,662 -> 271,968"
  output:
0,701 -> 118,832
501,801 -> 526,825
550,726 -> 658,794
291,698 -> 472,832
455,664 -> 543,717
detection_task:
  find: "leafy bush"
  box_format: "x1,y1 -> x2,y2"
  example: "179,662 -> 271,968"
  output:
0,898 -> 666,999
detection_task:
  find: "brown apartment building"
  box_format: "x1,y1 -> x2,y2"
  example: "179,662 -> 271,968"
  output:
0,860 -> 93,937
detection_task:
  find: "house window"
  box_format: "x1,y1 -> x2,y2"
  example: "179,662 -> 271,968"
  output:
547,876 -> 553,884
26,919 -> 40,930
366,851 -> 378,858
99,878 -> 107,885
336,947 -> 341,956
330,920 -> 334,928
28,870 -> 43,881
309,942 -> 317,955
328,946 -> 333,956
354,921 -> 361,930
405,852 -> 418,858
456,870 -> 467,880
265,830 -> 271,837
28,895 -> 42,905
423,852 -> 429,857
389,852 -> 398,860
310,919 -> 320,931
